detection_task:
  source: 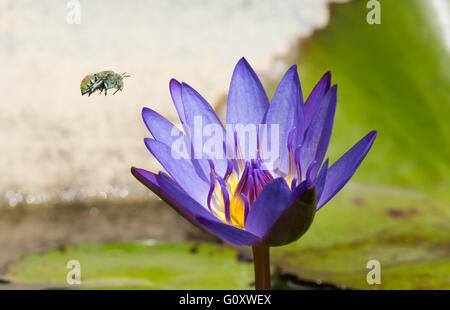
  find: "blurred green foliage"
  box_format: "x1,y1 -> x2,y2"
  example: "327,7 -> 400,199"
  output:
269,0 -> 450,289
276,0 -> 450,203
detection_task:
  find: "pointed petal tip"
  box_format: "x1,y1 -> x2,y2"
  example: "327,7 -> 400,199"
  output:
141,106 -> 152,118
143,137 -> 154,150
325,84 -> 338,100
316,129 -> 378,210
287,64 -> 298,71
143,138 -> 165,157
362,130 -> 378,147
169,78 -> 180,86
237,56 -> 249,65
169,78 -> 187,124
169,78 -> 182,93
314,71 -> 331,90
284,64 -> 299,79
142,107 -> 163,128
366,130 -> 378,145
180,81 -> 194,93
180,81 -> 195,93
131,166 -> 144,177
131,166 -> 158,185
227,57 -> 269,126
130,166 -> 138,174
235,57 -> 255,73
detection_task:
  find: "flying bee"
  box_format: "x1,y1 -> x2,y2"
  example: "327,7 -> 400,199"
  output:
80,71 -> 130,96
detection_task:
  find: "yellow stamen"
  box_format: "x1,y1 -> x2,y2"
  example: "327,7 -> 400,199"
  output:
209,170 -> 246,229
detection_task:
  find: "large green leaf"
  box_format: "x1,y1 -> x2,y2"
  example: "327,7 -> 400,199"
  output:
4,242 -> 253,289
272,183 -> 450,289
275,0 -> 450,203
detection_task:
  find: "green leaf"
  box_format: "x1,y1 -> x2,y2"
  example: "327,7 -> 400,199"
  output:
272,183 -> 450,289
4,242 -> 254,290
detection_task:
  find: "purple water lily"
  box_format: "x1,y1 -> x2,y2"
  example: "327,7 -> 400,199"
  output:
131,57 -> 376,248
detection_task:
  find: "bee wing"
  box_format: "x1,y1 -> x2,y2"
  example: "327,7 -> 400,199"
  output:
91,79 -> 104,89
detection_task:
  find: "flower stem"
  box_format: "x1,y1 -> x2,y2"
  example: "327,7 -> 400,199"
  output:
252,245 -> 271,290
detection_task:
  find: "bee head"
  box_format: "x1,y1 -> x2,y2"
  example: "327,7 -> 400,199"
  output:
117,78 -> 125,91
118,73 -> 131,91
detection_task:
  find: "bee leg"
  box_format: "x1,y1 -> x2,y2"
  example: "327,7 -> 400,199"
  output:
104,89 -> 107,96
113,88 -> 120,95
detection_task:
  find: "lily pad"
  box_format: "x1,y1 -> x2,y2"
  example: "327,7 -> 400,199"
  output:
272,183 -> 450,289
4,242 -> 254,289
276,0 -> 450,203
